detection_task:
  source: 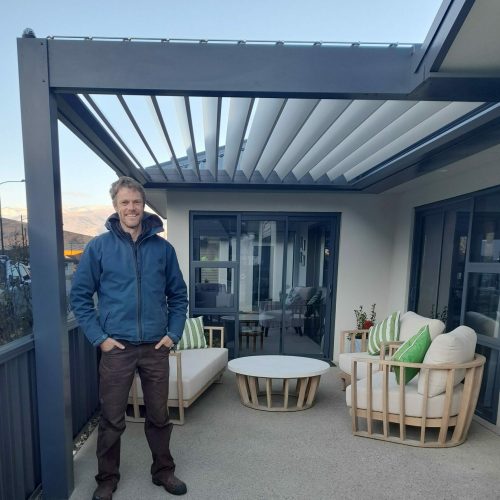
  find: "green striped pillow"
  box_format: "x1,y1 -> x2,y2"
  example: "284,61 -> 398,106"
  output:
367,311 -> 400,355
177,316 -> 207,350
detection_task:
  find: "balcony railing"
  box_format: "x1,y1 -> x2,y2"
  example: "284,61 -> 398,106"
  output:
0,321 -> 99,499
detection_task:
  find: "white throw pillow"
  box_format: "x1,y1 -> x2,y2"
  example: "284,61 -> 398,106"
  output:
417,325 -> 476,397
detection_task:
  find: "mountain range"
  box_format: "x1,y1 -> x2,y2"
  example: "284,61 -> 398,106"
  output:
0,216 -> 94,250
1,205 -> 168,250
1,205 -> 114,250
2,205 -> 112,238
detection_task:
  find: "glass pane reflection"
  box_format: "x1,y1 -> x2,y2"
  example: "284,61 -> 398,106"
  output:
283,220 -> 330,356
193,215 -> 237,262
194,268 -> 234,309
470,193 -> 500,263
464,273 -> 500,338
205,314 -> 235,358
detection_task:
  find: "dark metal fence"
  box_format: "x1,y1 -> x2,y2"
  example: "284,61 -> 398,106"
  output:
68,320 -> 99,438
0,336 -> 40,500
0,323 -> 99,499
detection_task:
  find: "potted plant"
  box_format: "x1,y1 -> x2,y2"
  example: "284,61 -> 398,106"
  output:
354,303 -> 376,330
363,303 -> 377,329
350,304 -> 376,352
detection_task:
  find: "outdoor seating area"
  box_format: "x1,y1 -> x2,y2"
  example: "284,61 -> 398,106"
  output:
6,2 -> 500,498
70,366 -> 500,500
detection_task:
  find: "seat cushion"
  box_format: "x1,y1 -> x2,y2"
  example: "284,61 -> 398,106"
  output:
339,351 -> 379,379
399,311 -> 445,342
135,348 -> 228,400
346,371 -> 463,418
417,326 -> 476,397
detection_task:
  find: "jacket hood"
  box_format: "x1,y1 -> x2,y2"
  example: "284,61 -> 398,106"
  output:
105,211 -> 164,237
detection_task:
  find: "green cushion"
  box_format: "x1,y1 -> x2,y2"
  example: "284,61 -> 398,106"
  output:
393,325 -> 431,385
367,311 -> 400,355
177,316 -> 207,350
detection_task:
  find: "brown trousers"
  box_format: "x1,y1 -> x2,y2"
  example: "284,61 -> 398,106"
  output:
96,342 -> 174,486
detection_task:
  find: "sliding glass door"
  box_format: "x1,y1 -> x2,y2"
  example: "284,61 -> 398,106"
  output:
239,218 -> 286,356
411,200 -> 471,330
191,212 -> 339,361
282,218 -> 333,357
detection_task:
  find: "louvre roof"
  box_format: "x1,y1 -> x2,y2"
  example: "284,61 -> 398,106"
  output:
73,94 -> 490,189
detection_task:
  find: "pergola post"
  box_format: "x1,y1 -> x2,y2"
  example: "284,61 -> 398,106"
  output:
17,35 -> 74,499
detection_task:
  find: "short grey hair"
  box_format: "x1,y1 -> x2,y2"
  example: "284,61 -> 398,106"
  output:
109,177 -> 146,206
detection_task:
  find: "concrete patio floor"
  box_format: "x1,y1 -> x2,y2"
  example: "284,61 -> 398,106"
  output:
71,366 -> 500,500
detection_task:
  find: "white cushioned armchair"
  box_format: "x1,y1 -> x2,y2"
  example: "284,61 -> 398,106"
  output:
346,325 -> 485,447
338,311 -> 445,390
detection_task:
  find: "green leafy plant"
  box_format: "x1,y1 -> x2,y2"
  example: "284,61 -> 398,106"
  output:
354,303 -> 377,330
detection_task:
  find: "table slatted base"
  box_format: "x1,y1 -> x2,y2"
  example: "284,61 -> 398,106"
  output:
236,374 -> 322,411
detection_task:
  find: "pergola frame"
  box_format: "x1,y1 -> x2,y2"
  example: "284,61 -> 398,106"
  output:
16,1 -> 500,497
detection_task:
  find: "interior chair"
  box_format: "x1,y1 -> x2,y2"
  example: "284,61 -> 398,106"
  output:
259,286 -> 317,336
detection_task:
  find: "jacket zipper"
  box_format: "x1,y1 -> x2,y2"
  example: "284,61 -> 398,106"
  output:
131,240 -> 143,342
133,232 -> 156,342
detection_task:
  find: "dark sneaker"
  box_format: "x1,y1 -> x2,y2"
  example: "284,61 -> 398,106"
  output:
92,482 -> 117,500
152,474 -> 187,496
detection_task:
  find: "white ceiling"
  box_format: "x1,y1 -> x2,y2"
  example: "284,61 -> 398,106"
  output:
440,0 -> 500,72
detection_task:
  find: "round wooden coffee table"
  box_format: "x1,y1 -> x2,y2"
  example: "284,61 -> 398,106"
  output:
228,355 -> 330,411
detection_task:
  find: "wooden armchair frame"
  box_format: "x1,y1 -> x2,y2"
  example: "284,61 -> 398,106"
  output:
349,354 -> 485,447
338,329 -> 369,389
128,326 -> 225,425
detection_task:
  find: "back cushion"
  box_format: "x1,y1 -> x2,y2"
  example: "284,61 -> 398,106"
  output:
399,311 -> 445,342
417,325 -> 477,397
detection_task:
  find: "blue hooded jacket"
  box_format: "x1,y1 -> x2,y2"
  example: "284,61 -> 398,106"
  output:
70,212 -> 187,346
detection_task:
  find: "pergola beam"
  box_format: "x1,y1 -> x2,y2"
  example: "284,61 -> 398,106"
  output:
47,39 -> 423,99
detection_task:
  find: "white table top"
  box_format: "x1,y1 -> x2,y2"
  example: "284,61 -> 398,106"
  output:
228,355 -> 330,378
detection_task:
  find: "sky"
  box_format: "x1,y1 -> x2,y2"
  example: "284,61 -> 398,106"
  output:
1,0 -> 442,214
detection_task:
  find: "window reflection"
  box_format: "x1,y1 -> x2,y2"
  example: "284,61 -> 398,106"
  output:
465,273 -> 500,338
208,314 -> 235,358
475,344 -> 499,422
194,268 -> 234,309
193,216 -> 237,261
470,193 -> 500,263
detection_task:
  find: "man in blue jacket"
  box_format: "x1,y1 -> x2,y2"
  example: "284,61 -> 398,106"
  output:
71,177 -> 188,500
